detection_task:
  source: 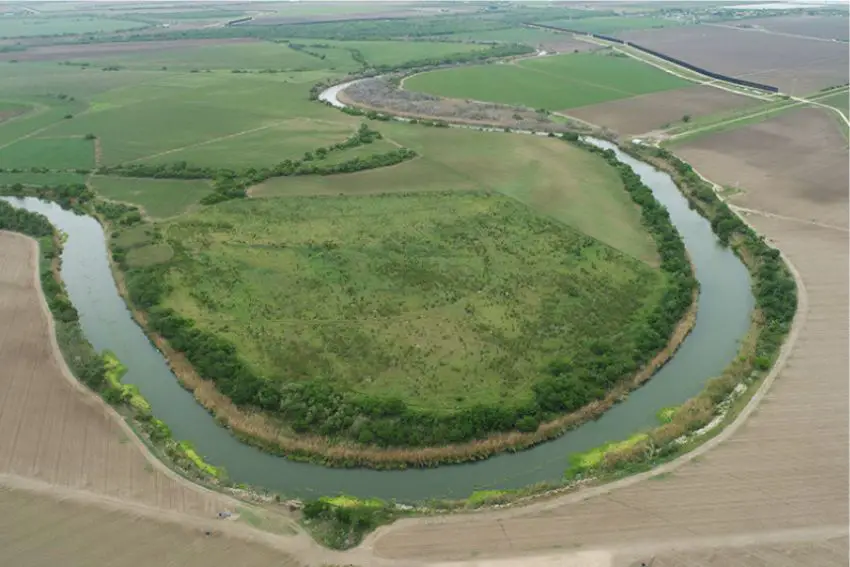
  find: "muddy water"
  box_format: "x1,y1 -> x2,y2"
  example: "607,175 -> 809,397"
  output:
3,140 -> 752,502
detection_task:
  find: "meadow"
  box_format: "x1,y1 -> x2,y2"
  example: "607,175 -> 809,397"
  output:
403,51 -> 692,111
91,177 -> 213,219
161,191 -> 666,412
0,171 -> 87,186
256,122 -> 658,265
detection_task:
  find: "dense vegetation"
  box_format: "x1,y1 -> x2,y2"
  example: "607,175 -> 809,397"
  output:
113,146 -> 693,463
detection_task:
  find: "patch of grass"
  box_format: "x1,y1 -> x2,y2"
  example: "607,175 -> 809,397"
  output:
257,123 -> 658,265
817,91 -> 849,116
162,191 -> 666,414
537,16 -> 682,34
0,137 -> 94,169
91,176 -> 213,218
126,243 -> 173,268
405,51 -> 691,111
566,433 -> 649,478
313,39 -> 488,67
0,171 -> 87,186
440,27 -> 567,45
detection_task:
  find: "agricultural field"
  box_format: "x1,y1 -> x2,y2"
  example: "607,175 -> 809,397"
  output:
0,39 -> 260,63
735,15 -> 850,41
0,16 -> 149,38
161,191 -> 666,412
674,107 -> 849,228
0,233 -> 231,518
304,39 -> 490,68
0,171 -> 87,187
818,90 -> 850,117
403,51 -> 692,111
535,15 -> 683,34
0,101 -> 31,123
567,84 -> 760,136
617,25 -> 850,94
0,137 -> 94,170
91,177 -> 213,219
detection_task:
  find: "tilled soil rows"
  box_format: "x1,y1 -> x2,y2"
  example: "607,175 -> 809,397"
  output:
567,85 -> 759,137
676,107 -> 849,228
0,232 -> 230,518
617,25 -> 849,94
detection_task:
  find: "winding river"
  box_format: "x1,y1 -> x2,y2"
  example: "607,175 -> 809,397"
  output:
3,90 -> 754,502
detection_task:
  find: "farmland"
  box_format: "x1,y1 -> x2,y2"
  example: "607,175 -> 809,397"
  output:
90,177 -> 213,219
535,15 -> 683,34
403,51 -> 692,110
160,191 -> 665,416
0,16 -> 148,38
675,107 -> 849,227
0,232 -> 232,518
617,24 -> 850,94
0,137 -> 94,170
568,84 -> 759,136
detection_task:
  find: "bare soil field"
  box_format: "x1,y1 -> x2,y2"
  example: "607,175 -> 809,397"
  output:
733,15 -> 850,41
675,107 -> 849,228
0,38 -> 257,62
0,232 -> 232,518
0,481 -> 306,567
618,25 -> 849,94
366,146 -> 849,566
567,85 -> 759,137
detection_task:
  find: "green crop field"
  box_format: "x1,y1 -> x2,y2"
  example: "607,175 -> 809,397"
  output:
91,177 -> 213,218
0,17 -> 148,38
257,122 -> 658,265
0,171 -> 87,186
161,191 -> 666,411
0,137 -> 94,170
404,51 -> 691,110
536,16 -> 682,34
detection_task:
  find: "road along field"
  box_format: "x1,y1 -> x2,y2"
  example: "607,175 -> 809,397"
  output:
0,231 -> 233,518
567,84 -> 760,137
364,160 -> 849,567
403,51 -> 692,111
673,106 -> 849,228
617,25 -> 849,94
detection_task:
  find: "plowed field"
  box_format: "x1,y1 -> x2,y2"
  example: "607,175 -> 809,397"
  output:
0,232 -> 230,517
618,25 -> 849,94
567,85 -> 758,137
675,107 -> 849,228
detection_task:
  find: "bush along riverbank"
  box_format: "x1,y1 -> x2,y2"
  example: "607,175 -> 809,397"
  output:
542,141 -> 797,485
105,134 -> 697,470
0,197 -> 225,487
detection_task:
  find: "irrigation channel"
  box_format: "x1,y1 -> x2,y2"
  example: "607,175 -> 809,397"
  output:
4,89 -> 753,502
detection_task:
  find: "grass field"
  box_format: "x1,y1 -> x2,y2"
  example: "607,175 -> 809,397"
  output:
91,176 -> 213,218
0,171 -> 87,186
818,91 -> 849,116
404,51 -> 691,111
256,122 -> 658,265
536,16 -> 682,34
0,137 -> 94,170
0,17 -> 148,38
162,191 -> 665,411
310,39 -> 489,67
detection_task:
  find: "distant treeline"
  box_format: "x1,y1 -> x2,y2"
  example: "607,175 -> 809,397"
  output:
527,23 -> 780,93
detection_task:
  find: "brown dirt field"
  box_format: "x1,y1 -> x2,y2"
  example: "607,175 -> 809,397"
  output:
0,481 -> 308,567
675,107 -> 849,228
734,15 -> 850,42
567,85 -> 759,137
0,38 -> 257,62
618,25 -> 849,94
364,146 -> 849,566
0,231 -> 233,518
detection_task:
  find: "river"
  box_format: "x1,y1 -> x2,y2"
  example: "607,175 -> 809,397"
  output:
3,122 -> 753,504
